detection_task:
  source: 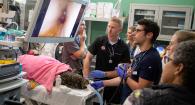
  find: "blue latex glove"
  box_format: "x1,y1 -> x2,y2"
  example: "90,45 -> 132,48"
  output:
89,70 -> 106,79
117,64 -> 127,79
90,81 -> 104,89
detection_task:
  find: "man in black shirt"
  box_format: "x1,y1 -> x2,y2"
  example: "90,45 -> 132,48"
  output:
83,17 -> 130,104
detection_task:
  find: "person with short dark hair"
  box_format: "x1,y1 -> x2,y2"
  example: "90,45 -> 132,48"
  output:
124,40 -> 195,105
137,19 -> 160,43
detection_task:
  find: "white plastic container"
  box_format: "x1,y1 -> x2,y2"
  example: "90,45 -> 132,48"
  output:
55,75 -> 61,87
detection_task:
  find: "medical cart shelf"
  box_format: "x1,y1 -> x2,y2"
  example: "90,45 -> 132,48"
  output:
0,79 -> 28,93
0,40 -> 23,47
0,72 -> 26,83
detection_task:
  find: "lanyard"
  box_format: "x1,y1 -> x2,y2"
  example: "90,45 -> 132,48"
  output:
131,49 -> 150,70
107,45 -> 115,63
107,45 -> 114,57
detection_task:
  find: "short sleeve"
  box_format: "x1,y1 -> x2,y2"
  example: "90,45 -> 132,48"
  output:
64,42 -> 80,54
88,37 -> 101,55
139,51 -> 162,83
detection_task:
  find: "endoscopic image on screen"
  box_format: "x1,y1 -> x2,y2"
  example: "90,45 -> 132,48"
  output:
31,0 -> 83,38
38,0 -> 69,37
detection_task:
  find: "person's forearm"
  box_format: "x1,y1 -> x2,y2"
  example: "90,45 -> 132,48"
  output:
79,41 -> 86,58
105,70 -> 118,78
83,55 -> 92,78
126,76 -> 152,91
103,77 -> 121,87
74,39 -> 87,59
126,77 -> 140,90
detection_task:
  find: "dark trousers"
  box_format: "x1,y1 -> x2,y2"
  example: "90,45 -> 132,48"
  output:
103,86 -> 121,104
120,83 -> 132,104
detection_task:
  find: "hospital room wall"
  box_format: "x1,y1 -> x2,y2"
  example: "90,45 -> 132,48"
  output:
88,0 -> 195,45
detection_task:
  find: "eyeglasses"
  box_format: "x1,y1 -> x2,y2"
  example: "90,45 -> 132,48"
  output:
134,29 -> 145,33
163,55 -> 173,64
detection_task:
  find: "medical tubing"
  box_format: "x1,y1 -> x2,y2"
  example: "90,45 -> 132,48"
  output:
55,75 -> 62,87
108,64 -> 127,105
108,77 -> 125,105
120,67 -> 128,105
88,85 -> 103,105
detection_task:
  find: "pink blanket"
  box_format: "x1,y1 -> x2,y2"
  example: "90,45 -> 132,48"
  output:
18,54 -> 72,92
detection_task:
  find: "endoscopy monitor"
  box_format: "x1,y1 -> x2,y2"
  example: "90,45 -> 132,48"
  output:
25,0 -> 88,43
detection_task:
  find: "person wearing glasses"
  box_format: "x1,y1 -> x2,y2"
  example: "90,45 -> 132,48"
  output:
91,19 -> 162,104
83,17 -> 130,104
162,30 -> 195,67
124,40 -> 195,105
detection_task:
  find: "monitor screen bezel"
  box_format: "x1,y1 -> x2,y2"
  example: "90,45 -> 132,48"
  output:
25,0 -> 88,43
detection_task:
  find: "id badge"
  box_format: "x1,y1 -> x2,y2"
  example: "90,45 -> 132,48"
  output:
132,71 -> 137,75
109,59 -> 113,63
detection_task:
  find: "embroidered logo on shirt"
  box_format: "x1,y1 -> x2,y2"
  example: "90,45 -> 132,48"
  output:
132,71 -> 137,75
101,46 -> 106,50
